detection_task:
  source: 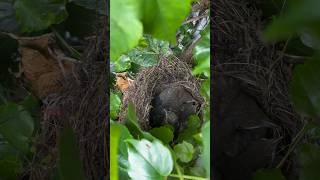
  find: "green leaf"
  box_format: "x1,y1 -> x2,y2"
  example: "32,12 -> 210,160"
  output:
202,121 -> 210,178
127,101 -> 139,125
121,36 -> 170,70
112,55 -> 132,73
110,122 -> 121,180
127,48 -> 158,68
138,0 -> 192,43
193,30 -> 210,77
149,126 -> 174,144
57,124 -> 86,180
110,92 -> 121,120
110,0 -> 143,60
200,79 -> 210,101
187,115 -> 201,129
118,155 -> 130,180
0,0 -> 20,32
125,102 -> 155,141
289,54 -> 320,119
14,0 -> 68,32
126,139 -> 174,180
0,143 -> 22,179
110,122 -> 133,179
174,141 -> 194,163
299,143 -> 320,180
188,166 -> 206,178
0,103 -> 34,153
253,169 -> 285,180
177,116 -> 201,142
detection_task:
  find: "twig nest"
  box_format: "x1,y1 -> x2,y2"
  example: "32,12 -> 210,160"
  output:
119,56 -> 205,131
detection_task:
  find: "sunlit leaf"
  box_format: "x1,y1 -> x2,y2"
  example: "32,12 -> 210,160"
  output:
193,30 -> 210,77
126,139 -> 173,180
110,122 -> 133,179
110,0 -> 143,60
110,122 -> 121,180
138,0 -> 192,43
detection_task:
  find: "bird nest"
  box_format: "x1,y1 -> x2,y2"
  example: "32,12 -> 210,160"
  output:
213,0 -> 302,178
22,28 -> 108,179
119,56 -> 205,131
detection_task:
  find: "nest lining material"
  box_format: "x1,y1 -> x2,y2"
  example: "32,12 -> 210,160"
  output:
119,56 -> 205,130
212,0 -> 302,177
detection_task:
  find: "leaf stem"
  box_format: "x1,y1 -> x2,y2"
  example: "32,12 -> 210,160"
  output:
174,163 -> 183,180
168,174 -> 207,180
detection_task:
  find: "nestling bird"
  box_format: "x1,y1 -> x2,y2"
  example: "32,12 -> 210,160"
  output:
149,85 -> 199,133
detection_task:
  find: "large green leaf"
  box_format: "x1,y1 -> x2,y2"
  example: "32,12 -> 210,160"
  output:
289,55 -> 320,119
115,123 -> 133,179
14,0 -> 68,32
126,139 -> 173,180
138,0 -> 192,43
110,122 -> 133,179
0,103 -> 34,153
253,169 -> 285,180
174,141 -> 194,163
110,0 -> 143,60
110,122 -> 121,180
193,30 -> 210,77
0,0 -> 20,32
298,143 -> 320,180
57,124 -> 86,180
